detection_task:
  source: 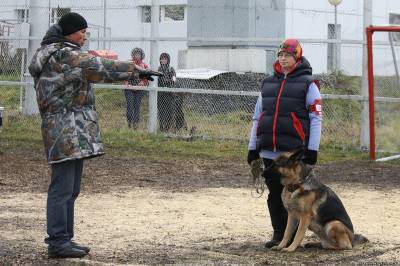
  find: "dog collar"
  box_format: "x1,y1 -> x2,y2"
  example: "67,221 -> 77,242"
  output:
287,183 -> 301,192
286,169 -> 314,193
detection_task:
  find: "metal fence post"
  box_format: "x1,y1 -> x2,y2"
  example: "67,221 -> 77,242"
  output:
103,0 -> 107,50
148,87 -> 158,134
148,0 -> 160,134
360,0 -> 372,150
24,0 -> 48,115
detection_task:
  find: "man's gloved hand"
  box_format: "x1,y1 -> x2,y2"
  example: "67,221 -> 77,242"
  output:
303,149 -> 318,165
247,150 -> 260,165
137,69 -> 164,81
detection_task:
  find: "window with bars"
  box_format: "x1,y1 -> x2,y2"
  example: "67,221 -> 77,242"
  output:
142,6 -> 151,23
16,9 -> 29,23
161,5 -> 185,22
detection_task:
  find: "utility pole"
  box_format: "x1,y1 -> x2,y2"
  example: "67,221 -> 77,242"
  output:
361,0 -> 372,150
25,0 -> 49,114
334,4 -> 338,72
150,0 -> 160,70
148,0 -> 160,134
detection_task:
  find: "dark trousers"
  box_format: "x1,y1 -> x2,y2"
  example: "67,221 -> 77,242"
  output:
173,94 -> 186,130
124,89 -> 145,126
158,92 -> 174,132
263,158 -> 288,240
45,159 -> 83,248
158,92 -> 186,132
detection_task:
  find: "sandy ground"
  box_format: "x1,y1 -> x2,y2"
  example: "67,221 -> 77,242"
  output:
1,152 -> 400,265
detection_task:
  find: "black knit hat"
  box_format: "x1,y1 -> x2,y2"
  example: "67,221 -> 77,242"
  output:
58,12 -> 88,36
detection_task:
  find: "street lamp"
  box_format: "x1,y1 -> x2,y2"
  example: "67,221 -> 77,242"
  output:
328,0 -> 343,73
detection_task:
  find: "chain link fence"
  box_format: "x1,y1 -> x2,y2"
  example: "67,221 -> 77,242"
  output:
0,71 -> 368,151
0,1 -> 399,155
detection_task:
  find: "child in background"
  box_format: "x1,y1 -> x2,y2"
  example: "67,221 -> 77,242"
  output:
124,47 -> 149,129
157,52 -> 179,132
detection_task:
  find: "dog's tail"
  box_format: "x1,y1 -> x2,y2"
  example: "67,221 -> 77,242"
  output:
352,233 -> 369,246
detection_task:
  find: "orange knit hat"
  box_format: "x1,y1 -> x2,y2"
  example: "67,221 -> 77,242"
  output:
277,39 -> 303,60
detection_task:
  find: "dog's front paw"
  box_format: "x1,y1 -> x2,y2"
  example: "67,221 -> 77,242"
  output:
282,246 -> 297,252
270,245 -> 283,251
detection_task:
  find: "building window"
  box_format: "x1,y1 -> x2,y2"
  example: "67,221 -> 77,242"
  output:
16,9 -> 29,23
161,5 -> 185,22
142,6 -> 151,23
51,8 -> 71,23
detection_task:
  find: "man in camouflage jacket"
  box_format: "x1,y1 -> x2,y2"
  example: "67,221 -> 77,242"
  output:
28,12 -> 160,259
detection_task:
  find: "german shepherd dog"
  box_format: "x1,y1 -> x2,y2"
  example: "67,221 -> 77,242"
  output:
270,147 -> 368,252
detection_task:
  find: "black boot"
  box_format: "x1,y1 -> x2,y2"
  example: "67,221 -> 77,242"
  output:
71,241 -> 90,253
263,159 -> 288,248
48,245 -> 87,258
264,231 -> 284,248
264,196 -> 288,248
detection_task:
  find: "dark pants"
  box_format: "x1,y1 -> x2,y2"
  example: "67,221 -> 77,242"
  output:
45,159 -> 83,248
158,92 -> 186,132
158,92 -> 174,132
124,89 -> 145,126
173,94 -> 186,130
263,158 -> 288,240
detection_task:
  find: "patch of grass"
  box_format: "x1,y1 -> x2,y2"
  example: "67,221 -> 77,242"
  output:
0,123 -> 371,164
318,146 -> 370,163
102,129 -> 247,161
0,127 -> 43,156
1,78 -> 399,164
0,86 -> 21,109
319,72 -> 361,95
384,158 -> 400,165
0,74 -> 20,82
0,104 -> 389,164
0,124 -> 247,161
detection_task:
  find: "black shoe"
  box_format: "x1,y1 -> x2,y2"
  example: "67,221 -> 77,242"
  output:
264,231 -> 283,248
48,245 -> 87,259
265,238 -> 281,248
71,241 -> 90,253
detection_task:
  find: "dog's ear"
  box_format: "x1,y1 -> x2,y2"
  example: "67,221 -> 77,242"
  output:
289,146 -> 305,163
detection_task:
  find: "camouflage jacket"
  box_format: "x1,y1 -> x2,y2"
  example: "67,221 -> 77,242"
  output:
29,25 -> 138,164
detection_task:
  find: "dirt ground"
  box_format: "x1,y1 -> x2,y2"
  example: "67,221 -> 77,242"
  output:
1,149 -> 400,265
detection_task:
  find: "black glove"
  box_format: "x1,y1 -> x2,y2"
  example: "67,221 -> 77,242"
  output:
138,69 -> 164,81
247,150 -> 260,165
302,149 -> 318,165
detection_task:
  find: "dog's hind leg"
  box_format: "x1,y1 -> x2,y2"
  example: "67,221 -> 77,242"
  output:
325,221 -> 353,250
282,214 -> 312,252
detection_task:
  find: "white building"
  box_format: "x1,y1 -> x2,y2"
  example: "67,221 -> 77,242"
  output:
1,0 -> 400,75
0,0 -> 188,69
185,0 -> 400,75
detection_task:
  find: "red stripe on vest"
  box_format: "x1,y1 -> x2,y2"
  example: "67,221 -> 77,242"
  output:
290,112 -> 305,141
